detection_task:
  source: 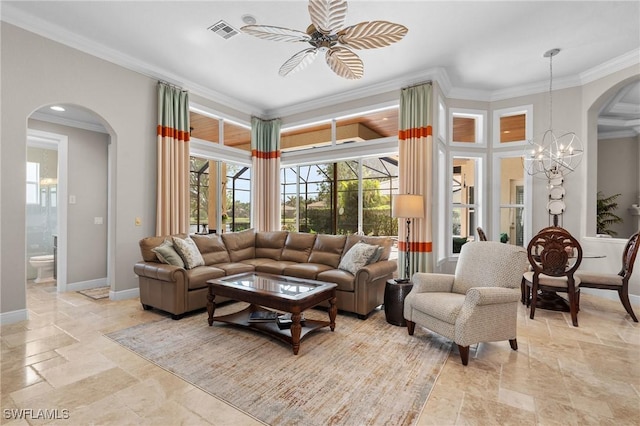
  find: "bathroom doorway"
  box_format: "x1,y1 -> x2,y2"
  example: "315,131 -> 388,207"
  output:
26,104 -> 111,294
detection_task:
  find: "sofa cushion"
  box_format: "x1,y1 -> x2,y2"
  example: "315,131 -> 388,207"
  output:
338,242 -> 378,275
308,234 -> 347,267
152,239 -> 185,268
212,262 -> 255,276
281,233 -> 317,262
283,263 -> 333,280
172,236 -> 205,269
221,228 -> 256,262
344,235 -> 393,261
185,266 -> 226,290
316,269 -> 356,292
191,234 -> 231,265
255,260 -> 297,275
255,231 -> 287,260
139,234 -> 188,262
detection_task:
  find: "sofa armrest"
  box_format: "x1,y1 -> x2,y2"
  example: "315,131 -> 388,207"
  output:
134,261 -> 186,283
355,260 -> 397,283
411,272 -> 455,293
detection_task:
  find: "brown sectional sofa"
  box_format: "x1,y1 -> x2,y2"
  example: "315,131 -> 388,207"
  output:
134,229 -> 397,320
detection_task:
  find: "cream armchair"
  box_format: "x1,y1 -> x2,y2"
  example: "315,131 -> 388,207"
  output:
404,241 -> 528,365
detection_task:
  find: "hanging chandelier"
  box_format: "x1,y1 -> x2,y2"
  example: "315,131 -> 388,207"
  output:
524,48 -> 584,179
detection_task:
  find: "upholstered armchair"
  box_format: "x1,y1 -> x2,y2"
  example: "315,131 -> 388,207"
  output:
404,241 -> 528,365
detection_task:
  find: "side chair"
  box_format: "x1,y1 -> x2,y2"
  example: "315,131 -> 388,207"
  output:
576,230 -> 639,322
523,227 -> 583,327
403,241 -> 528,365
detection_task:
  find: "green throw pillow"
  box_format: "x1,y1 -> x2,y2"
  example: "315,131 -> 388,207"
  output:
338,242 -> 378,275
172,236 -> 205,269
152,239 -> 185,268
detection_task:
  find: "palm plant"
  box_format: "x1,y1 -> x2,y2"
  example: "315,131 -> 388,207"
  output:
597,191 -> 623,236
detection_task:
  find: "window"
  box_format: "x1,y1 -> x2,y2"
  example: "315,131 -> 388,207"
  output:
492,105 -> 533,146
26,162 -> 40,205
496,156 -> 527,246
450,156 -> 483,254
280,157 -> 398,236
190,109 -> 252,151
449,108 -> 487,146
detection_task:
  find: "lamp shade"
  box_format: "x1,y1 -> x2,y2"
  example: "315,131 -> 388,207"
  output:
392,194 -> 424,218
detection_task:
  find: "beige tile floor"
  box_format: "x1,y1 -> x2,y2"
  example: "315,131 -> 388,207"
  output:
1,281 -> 638,425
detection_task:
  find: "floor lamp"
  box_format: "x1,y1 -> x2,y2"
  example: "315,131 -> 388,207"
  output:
392,194 -> 425,283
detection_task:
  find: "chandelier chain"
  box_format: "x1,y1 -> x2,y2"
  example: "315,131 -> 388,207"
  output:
548,53 -> 553,130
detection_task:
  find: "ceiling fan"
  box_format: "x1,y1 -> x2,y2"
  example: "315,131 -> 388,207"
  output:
241,0 -> 408,80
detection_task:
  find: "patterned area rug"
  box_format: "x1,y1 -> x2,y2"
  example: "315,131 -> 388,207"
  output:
106,304 -> 451,426
77,286 -> 110,300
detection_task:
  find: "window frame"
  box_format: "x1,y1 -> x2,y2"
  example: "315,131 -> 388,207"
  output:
492,104 -> 533,147
449,108 -> 488,147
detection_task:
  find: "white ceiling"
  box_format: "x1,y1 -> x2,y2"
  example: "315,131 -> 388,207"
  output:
3,1 -> 640,135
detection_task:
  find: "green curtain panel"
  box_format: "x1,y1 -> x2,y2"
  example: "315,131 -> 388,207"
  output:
398,83 -> 433,276
156,82 -> 191,236
251,116 -> 282,231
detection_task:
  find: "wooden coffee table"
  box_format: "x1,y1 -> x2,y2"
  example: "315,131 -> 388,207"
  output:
206,272 -> 337,355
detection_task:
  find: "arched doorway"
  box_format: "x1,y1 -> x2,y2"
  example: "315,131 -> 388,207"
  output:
26,104 -> 115,295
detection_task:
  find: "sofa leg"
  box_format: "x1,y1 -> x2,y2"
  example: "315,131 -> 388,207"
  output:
509,338 -> 518,351
458,345 -> 470,366
357,313 -> 369,320
141,303 -> 152,311
406,320 -> 415,335
171,313 -> 184,320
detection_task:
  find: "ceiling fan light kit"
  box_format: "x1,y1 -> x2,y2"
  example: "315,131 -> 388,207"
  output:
241,0 -> 408,80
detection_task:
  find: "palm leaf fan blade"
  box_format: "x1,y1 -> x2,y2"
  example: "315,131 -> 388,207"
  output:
325,46 -> 363,79
308,0 -> 348,35
241,25 -> 311,43
279,48 -> 319,77
338,21 -> 408,49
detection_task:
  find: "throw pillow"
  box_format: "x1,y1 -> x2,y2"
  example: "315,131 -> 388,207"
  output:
338,242 -> 378,275
367,245 -> 384,264
151,239 -> 185,268
172,236 -> 205,269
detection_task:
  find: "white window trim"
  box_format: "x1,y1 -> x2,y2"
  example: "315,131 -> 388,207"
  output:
449,108 -> 488,147
492,104 -> 533,148
448,152 -> 485,257
437,96 -> 447,143
491,152 -> 532,246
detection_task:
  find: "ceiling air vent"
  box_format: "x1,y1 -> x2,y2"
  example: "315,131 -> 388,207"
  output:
208,20 -> 240,39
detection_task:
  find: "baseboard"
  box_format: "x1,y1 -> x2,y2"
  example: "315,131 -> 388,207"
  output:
0,309 -> 28,325
110,287 -> 139,301
66,277 -> 108,292
581,288 -> 640,306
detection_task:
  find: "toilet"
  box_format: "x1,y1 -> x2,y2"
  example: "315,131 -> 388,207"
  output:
29,254 -> 55,283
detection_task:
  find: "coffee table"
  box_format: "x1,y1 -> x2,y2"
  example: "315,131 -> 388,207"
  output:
207,272 -> 337,355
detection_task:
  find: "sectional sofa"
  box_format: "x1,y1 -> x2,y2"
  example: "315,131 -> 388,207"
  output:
134,229 -> 397,319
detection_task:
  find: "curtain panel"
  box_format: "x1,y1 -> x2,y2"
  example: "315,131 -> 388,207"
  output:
251,116 -> 282,232
398,83 -> 433,275
156,82 -> 190,236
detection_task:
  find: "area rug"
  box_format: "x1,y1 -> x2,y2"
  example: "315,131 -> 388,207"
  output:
77,286 -> 109,300
106,304 -> 451,426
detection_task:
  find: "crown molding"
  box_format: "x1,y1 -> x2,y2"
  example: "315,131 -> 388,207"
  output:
0,4 -> 259,116
3,3 -> 638,119
598,129 -> 639,140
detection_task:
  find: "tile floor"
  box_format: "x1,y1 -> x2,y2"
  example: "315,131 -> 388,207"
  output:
1,281 -> 638,425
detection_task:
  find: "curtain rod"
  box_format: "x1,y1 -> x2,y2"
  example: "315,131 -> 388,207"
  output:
402,80 -> 432,90
158,80 -> 185,91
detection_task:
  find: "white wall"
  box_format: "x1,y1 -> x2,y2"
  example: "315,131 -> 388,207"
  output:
0,22 -> 157,320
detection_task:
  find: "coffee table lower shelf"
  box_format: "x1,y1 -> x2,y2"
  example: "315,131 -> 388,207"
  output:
210,305 -> 331,354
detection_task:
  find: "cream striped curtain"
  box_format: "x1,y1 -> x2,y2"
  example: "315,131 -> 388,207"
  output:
251,117 -> 281,231
156,82 -> 190,236
398,83 -> 433,274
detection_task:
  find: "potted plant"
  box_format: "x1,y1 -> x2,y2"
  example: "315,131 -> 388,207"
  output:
597,191 -> 623,237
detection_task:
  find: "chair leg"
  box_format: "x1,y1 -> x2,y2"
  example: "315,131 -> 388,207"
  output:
406,320 -> 416,335
618,288 -> 639,322
520,278 -> 526,305
529,283 -> 538,319
509,339 -> 518,351
568,289 -> 579,327
457,345 -> 469,366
